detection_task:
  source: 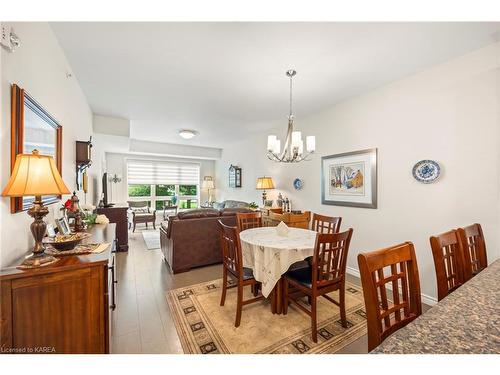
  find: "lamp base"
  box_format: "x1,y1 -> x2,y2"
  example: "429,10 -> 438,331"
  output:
21,195 -> 58,268
18,253 -> 58,269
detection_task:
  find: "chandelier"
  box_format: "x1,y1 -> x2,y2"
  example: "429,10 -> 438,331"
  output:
267,69 -> 316,163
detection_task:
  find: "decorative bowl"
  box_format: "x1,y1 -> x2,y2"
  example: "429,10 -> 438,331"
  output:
412,160 -> 441,184
43,232 -> 92,251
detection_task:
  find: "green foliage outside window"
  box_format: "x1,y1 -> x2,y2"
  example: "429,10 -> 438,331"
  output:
128,184 -> 151,197
179,185 -> 197,196
156,185 -> 175,196
180,199 -> 198,209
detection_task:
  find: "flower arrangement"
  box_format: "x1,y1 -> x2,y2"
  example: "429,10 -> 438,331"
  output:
81,204 -> 97,225
63,199 -> 73,211
95,214 -> 110,224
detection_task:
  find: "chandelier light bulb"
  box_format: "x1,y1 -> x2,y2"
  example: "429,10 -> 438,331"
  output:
306,136 -> 316,153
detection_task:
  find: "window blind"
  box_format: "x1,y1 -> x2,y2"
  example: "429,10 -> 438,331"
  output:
127,160 -> 200,185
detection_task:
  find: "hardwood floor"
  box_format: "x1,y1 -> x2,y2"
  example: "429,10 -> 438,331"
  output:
111,230 -> 221,353
111,229 -> 429,354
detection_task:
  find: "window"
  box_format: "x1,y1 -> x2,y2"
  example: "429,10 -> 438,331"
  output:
127,160 -> 200,211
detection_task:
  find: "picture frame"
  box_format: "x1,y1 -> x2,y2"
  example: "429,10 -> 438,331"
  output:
56,217 -> 71,235
10,84 -> 63,213
46,224 -> 57,238
228,164 -> 242,188
321,148 -> 377,209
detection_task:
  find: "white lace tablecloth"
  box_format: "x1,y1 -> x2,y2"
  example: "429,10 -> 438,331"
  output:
239,227 -> 317,297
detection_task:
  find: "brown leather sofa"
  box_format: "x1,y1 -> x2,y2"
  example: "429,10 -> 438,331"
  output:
160,208 -> 252,274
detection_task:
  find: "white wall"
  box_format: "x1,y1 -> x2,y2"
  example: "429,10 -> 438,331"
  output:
216,42 -> 500,303
105,152 -> 216,208
0,23 -> 93,267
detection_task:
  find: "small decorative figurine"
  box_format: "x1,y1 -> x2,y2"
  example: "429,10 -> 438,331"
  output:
66,191 -> 86,232
277,192 -> 284,208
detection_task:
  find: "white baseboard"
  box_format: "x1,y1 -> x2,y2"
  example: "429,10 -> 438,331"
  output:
346,266 -> 437,306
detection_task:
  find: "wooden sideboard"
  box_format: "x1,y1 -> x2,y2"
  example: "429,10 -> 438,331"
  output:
261,208 -> 311,229
96,204 -> 129,251
0,224 -> 116,354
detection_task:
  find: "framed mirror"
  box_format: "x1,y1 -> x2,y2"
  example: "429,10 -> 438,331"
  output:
10,84 -> 63,213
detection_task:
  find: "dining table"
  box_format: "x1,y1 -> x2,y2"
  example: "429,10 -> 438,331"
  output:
239,226 -> 317,314
372,259 -> 500,354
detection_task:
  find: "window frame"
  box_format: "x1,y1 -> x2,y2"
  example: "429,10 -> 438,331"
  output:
127,184 -> 200,211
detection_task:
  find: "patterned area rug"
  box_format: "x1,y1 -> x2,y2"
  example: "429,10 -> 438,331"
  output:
166,279 -> 367,354
142,229 -> 160,250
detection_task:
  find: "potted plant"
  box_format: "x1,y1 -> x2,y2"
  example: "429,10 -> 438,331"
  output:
248,202 -> 259,211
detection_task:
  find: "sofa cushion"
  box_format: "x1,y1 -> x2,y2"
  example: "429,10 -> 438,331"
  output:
220,207 -> 253,216
177,208 -> 220,220
286,266 -> 313,288
212,202 -> 224,210
223,200 -> 249,208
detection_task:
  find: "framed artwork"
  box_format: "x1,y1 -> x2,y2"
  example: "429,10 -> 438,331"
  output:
10,84 -> 63,213
56,217 -> 71,235
46,224 -> 57,238
228,164 -> 242,188
321,148 -> 377,208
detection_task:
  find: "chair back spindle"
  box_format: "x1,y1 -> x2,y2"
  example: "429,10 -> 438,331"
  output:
457,223 -> 487,280
218,221 -> 244,279
236,212 -> 263,232
430,230 -> 466,301
311,213 -> 342,234
357,242 -> 422,352
312,229 -> 352,288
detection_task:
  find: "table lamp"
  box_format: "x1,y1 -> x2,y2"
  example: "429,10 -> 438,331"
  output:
202,176 -> 215,205
2,150 -> 70,267
256,176 -> 275,205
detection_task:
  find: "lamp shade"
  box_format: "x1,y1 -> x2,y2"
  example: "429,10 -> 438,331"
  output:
201,179 -> 215,189
2,150 -> 70,197
256,177 -> 275,190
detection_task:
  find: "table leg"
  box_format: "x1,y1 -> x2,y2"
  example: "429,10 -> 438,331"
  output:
270,278 -> 285,314
270,286 -> 277,314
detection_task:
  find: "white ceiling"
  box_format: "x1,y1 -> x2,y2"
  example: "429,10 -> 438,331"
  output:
51,22 -> 500,148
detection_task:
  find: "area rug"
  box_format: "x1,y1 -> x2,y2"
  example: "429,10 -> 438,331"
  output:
166,278 -> 367,354
142,229 -> 160,250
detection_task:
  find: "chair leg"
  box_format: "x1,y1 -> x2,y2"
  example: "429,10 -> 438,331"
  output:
252,283 -> 259,297
235,283 -> 243,327
283,278 -> 289,315
220,268 -> 227,306
153,221 -> 156,230
145,222 -> 148,229
339,286 -> 347,328
133,222 -> 136,232
311,296 -> 318,343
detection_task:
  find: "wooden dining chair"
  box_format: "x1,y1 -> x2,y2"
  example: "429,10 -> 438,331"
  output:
218,220 -> 264,327
457,223 -> 488,280
357,242 -> 422,352
236,211 -> 263,232
311,213 -> 342,234
430,229 -> 466,301
283,228 -> 353,343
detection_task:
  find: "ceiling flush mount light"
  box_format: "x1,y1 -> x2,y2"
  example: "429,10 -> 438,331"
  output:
178,129 -> 198,140
267,70 -> 315,163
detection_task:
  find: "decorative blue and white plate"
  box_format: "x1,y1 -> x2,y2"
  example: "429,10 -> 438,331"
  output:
412,160 -> 441,183
293,178 -> 303,190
